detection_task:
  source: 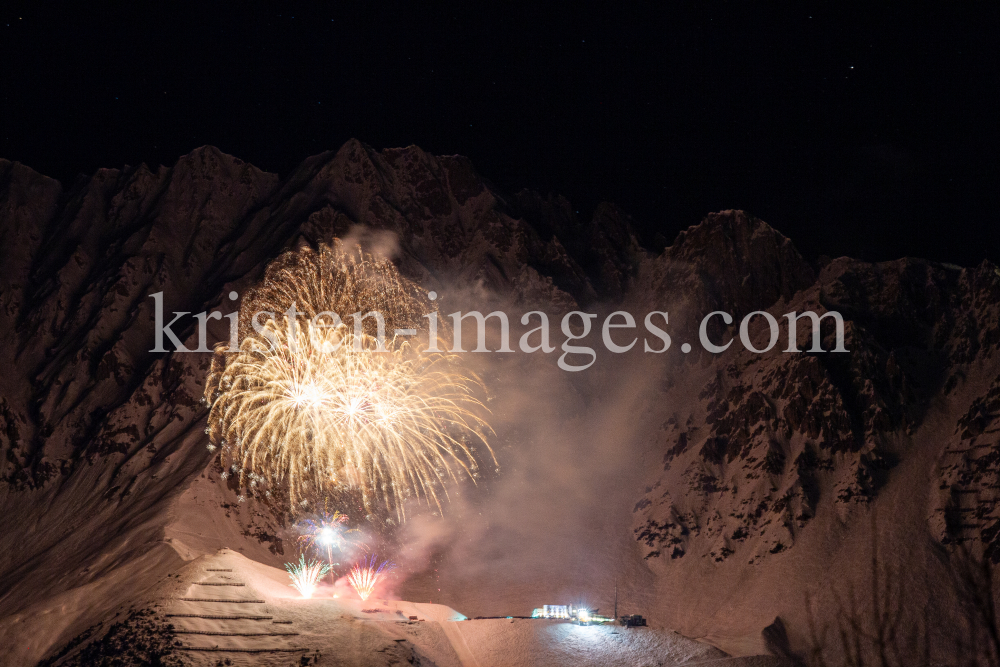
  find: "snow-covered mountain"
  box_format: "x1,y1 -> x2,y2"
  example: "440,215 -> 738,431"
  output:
1,141 -> 997,664
629,211 -> 1000,655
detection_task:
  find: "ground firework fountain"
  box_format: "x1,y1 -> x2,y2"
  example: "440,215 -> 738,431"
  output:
285,555 -> 331,599
347,555 -> 394,602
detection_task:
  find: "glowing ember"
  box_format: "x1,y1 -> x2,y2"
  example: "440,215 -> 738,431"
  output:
285,555 -> 331,599
203,242 -> 494,519
347,555 -> 393,601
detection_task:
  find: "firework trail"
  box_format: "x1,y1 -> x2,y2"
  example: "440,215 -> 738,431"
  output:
285,555 -> 331,599
348,555 -> 394,601
203,241 -> 494,519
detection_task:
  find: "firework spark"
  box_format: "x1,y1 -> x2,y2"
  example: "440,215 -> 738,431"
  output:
285,555 -> 331,599
297,510 -> 363,577
347,555 -> 393,601
234,240 -> 428,345
203,242 -> 494,519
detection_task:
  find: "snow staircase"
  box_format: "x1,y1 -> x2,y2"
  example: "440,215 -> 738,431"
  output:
167,565 -> 310,656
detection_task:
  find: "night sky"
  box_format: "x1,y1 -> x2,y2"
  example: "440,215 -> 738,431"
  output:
2,4 -> 997,265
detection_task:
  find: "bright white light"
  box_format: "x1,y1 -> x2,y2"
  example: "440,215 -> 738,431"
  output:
318,526 -> 336,547
290,381 -> 327,408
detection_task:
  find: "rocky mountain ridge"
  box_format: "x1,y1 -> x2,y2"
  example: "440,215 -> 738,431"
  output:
1,141 -> 998,662
0,140 -> 647,663
635,248 -> 1000,557
0,141 -> 645,487
629,212 -> 1000,656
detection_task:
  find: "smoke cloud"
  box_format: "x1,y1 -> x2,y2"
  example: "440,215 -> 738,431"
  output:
394,284 -> 672,617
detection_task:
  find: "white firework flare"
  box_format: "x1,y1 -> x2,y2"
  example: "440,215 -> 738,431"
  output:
285,555 -> 331,599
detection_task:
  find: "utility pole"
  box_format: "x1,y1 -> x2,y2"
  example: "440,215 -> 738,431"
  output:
614,578 -> 618,621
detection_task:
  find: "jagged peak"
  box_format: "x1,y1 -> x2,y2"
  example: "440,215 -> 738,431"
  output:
668,210 -> 797,257
590,201 -> 642,249
0,157 -> 64,192
170,145 -> 275,183
650,210 -> 816,316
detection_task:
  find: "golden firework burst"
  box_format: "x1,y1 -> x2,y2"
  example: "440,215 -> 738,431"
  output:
204,242 -> 493,519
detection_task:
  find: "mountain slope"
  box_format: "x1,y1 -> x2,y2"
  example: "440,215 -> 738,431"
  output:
631,212 -> 1000,656
0,141 -> 638,663
1,144 -> 997,664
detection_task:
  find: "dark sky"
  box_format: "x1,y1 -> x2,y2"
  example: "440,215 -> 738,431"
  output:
2,3 -> 997,265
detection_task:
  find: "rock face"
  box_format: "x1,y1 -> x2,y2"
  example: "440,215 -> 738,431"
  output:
0,141 -> 998,662
0,141 -> 641,663
630,213 -> 1000,655
0,141 -> 635,491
